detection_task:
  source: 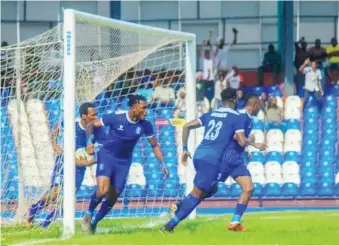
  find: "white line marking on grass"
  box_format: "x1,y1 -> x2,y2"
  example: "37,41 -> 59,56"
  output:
12,238 -> 58,246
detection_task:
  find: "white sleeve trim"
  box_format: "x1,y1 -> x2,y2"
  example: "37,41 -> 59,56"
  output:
235,129 -> 244,133
145,134 -> 154,139
100,118 -> 105,126
197,118 -> 202,125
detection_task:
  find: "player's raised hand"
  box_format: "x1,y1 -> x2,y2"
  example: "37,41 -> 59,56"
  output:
161,165 -> 169,180
181,151 -> 192,166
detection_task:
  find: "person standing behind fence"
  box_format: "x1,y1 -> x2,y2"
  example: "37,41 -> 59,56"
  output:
299,58 -> 324,109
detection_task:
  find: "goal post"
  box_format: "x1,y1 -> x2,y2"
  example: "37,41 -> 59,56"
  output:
62,9 -> 196,236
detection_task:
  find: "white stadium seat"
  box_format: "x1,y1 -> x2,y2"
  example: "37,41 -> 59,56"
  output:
225,177 -> 235,185
284,107 -> 301,120
247,161 -> 265,175
276,96 -> 284,109
252,172 -> 266,184
266,172 -> 283,184
282,161 -> 300,176
250,130 -> 265,144
285,129 -> 302,143
282,173 -> 301,185
267,129 -> 284,145
284,139 -> 301,153
265,161 -> 282,175
256,109 -> 265,121
267,142 -> 284,153
127,162 -> 146,188
285,96 -> 302,110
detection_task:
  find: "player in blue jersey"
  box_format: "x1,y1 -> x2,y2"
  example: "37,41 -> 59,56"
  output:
26,103 -> 99,228
160,88 -> 255,233
82,95 -> 169,234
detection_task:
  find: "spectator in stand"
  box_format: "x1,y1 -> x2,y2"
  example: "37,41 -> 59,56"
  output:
235,89 -> 245,110
299,58 -> 323,109
195,71 -> 209,113
199,39 -> 214,83
326,37 -> 339,84
174,86 -> 186,119
265,96 -> 283,131
257,44 -> 281,86
213,72 -> 224,109
308,39 -> 327,88
294,37 -> 309,95
223,66 -> 243,89
135,80 -> 153,104
214,28 -> 238,74
153,79 -> 175,107
259,92 -> 268,112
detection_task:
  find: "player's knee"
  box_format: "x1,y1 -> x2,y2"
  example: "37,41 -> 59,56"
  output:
242,183 -> 254,195
97,185 -> 109,197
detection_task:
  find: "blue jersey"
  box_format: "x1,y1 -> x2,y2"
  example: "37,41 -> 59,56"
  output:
193,108 -> 244,164
226,109 -> 252,154
101,112 -> 154,161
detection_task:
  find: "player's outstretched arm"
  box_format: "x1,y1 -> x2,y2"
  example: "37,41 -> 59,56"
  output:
147,136 -> 169,179
181,119 -> 201,165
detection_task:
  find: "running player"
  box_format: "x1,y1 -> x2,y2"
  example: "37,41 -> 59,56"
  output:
82,95 -> 169,234
160,88 -> 254,233
26,102 -> 98,228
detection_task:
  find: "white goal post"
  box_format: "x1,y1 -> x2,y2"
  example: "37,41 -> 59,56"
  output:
63,9 -> 197,237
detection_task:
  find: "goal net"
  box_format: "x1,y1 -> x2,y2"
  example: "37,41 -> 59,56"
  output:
0,9 -> 196,237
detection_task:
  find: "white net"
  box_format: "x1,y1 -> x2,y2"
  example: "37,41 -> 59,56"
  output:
1,11 -> 192,236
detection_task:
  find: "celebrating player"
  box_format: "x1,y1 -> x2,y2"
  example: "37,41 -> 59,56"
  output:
26,102 -> 99,228
160,88 -> 254,233
218,95 -> 266,231
82,95 -> 169,234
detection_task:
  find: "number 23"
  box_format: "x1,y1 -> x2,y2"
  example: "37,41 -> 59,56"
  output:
204,120 -> 223,140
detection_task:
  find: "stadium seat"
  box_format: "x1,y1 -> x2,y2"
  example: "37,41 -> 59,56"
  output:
334,183 -> 339,197
285,96 -> 302,110
267,129 -> 284,145
285,129 -> 302,144
300,182 -> 316,196
303,106 -> 319,119
250,129 -> 265,143
230,183 -> 242,197
322,128 -> 337,142
249,152 -> 265,163
263,182 -> 281,197
125,184 -> 145,198
284,151 -> 300,163
266,142 -> 283,153
323,95 -> 337,108
284,107 -> 301,120
163,182 -> 181,197
256,110 -> 265,121
321,107 -> 337,120
282,161 -> 299,176
213,182 -> 231,198
266,151 -> 283,163
282,183 -> 299,196
285,119 -> 301,130
284,139 -> 301,154
252,118 -> 265,131
265,85 -> 283,97
317,182 -> 334,196
252,183 -> 263,197
248,161 -> 264,174
302,170 -> 316,183
146,181 -> 164,198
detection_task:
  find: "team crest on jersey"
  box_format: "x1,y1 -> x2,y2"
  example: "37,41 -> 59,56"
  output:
136,127 -> 141,135
118,125 -> 124,131
99,163 -> 104,171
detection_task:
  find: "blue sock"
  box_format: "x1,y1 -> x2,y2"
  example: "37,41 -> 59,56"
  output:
166,194 -> 201,230
40,209 -> 57,228
91,200 -> 113,225
88,192 -> 103,217
29,199 -> 45,219
231,203 -> 247,223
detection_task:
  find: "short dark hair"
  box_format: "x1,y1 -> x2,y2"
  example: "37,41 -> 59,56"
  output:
79,102 -> 95,117
128,95 -> 147,107
221,88 -> 237,102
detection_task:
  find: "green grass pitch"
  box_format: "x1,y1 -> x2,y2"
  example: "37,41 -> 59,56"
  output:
1,211 -> 338,245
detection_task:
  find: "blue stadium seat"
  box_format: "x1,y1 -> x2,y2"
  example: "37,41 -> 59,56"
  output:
286,119 -> 300,130
250,152 -> 265,163
284,151 -> 300,163
146,181 -> 164,197
163,182 -> 181,197
252,119 -> 264,131
334,183 -> 339,196
320,150 -> 335,162
157,108 -> 173,118
125,184 -> 145,198
303,106 -> 319,119
230,183 -> 242,197
265,85 -> 283,97
282,183 -> 299,197
263,183 -> 281,197
252,183 -> 263,197
213,182 -> 231,198
266,151 -> 283,164
300,182 -> 316,196
317,182 -> 334,196
302,170 -> 316,183
301,149 -> 317,162
322,128 -> 337,142
323,95 -> 338,108
321,107 -> 337,119
322,118 -> 337,130
161,147 -> 177,156
325,84 -> 339,96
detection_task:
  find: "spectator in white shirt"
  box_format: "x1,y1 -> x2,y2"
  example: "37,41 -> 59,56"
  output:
199,40 -> 214,81
213,72 -> 225,109
223,66 -> 244,89
153,79 -> 175,107
214,28 -> 238,73
299,58 -> 324,106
